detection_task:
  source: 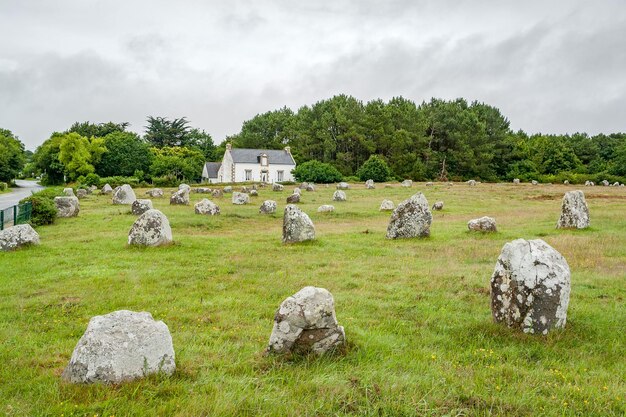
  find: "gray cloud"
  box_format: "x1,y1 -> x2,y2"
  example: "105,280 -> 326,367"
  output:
0,0 -> 624,149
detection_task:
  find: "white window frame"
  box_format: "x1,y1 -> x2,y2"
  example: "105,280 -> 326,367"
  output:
245,169 -> 252,181
277,170 -> 284,182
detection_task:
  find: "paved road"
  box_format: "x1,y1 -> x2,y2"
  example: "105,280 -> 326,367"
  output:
0,180 -> 44,210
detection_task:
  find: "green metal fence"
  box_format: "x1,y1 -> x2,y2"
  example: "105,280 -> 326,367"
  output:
0,201 -> 32,231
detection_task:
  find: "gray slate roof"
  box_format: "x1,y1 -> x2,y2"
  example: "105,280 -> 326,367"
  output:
230,148 -> 295,165
203,162 -> 221,178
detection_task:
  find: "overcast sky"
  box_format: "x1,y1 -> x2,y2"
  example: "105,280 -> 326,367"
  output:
1,0 -> 625,150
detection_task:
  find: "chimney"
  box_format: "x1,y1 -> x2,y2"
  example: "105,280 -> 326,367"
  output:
226,143 -> 232,151
284,146 -> 291,154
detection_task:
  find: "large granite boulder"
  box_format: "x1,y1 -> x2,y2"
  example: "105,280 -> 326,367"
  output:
272,183 -> 284,191
513,178 -> 520,184
179,183 -> 191,192
365,179 -> 375,189
386,193 -> 432,239
401,179 -> 412,188
0,224 -> 40,251
380,199 -> 394,211
232,192 -> 249,205
101,184 -> 113,194
195,198 -> 220,215
468,216 -> 497,232
259,200 -> 277,214
282,205 -> 315,243
601,179 -> 609,186
332,190 -> 346,202
267,287 -> 345,355
63,187 -> 75,196
211,189 -> 223,198
432,201 -> 444,211
193,187 -> 212,194
286,193 -> 300,204
131,199 -> 153,216
490,239 -> 571,335
317,205 -> 334,213
293,187 -> 301,195
223,186 -> 233,193
112,184 -> 136,205
146,188 -> 164,198
306,183 -> 316,192
467,180 -> 477,186
76,189 -> 87,199
54,196 -> 80,217
531,180 -> 538,185
557,190 -> 589,229
336,182 -> 349,190
169,188 -> 189,205
62,310 -> 175,384
249,189 -> 258,197
128,209 -> 172,246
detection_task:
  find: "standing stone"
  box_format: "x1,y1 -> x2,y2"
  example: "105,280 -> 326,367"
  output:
563,180 -> 570,185
513,178 -> 520,184
232,192 -> 249,205
112,184 -> 136,205
432,201 -> 444,211
293,187 -> 301,195
532,180 -> 539,185
425,182 -> 434,186
557,190 -> 589,229
241,186 -> 249,193
365,179 -> 375,189
146,188 -> 164,198
490,239 -> 571,335
336,182 -> 349,190
317,205 -> 334,213
193,187 -> 212,193
267,287 -> 345,355
88,185 -> 98,193
612,181 -> 620,187
0,224 -> 40,251
76,189 -> 87,199
601,180 -> 609,186
179,184 -> 191,192
468,216 -> 497,232
467,180 -> 477,186
401,179 -> 412,188
272,183 -> 284,191
195,198 -> 220,215
128,209 -> 172,246
211,189 -> 223,198
54,196 -> 80,217
63,187 -> 75,196
379,199 -> 394,211
223,186 -> 233,193
101,184 -> 113,194
332,190 -> 346,202
131,199 -> 153,215
259,200 -> 277,214
286,193 -> 300,204
62,310 -> 175,384
306,184 -> 316,192
282,205 -> 315,243
170,188 -> 190,205
249,189 -> 258,196
300,182 -> 309,190
386,193 -> 432,239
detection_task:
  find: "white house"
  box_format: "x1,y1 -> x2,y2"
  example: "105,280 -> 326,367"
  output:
202,144 -> 296,183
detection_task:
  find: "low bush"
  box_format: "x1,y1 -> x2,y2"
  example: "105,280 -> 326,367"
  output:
20,188 -> 62,227
0,182 -> 7,192
97,176 -> 140,187
292,160 -> 343,183
151,176 -> 180,187
356,155 -> 393,182
83,173 -> 101,187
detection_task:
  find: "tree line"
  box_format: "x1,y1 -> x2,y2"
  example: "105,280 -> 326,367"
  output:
1,95 -> 625,187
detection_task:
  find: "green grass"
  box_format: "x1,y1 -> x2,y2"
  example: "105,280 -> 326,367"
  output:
1,183 -> 624,416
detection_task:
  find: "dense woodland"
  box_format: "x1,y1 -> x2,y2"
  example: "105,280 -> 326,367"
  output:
2,95 -> 626,187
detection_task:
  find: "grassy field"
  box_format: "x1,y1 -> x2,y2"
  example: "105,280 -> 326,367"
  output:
1,182 -> 624,416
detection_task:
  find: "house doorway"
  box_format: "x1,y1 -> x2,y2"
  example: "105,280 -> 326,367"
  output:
261,170 -> 268,183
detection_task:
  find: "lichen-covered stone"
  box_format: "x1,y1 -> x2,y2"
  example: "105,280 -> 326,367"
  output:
468,216 -> 497,232
532,180 -> 538,185
490,239 -> 571,335
268,287 -> 345,355
223,186 -> 233,193
293,188 -> 301,195
380,199 -> 394,211
0,224 -> 40,251
112,184 -> 136,205
62,310 -> 175,384
365,179 -> 375,189
317,205 -> 334,213
232,192 -> 249,205
557,190 -> 589,229
131,199 -> 153,215
101,184 -> 113,194
513,178 -> 520,184
401,179 -> 412,188
178,184 -> 191,192
249,189 -> 258,196
54,196 -> 80,217
170,188 -> 189,205
467,180 -> 477,186
282,205 -> 315,243
259,200 -> 277,214
272,183 -> 284,191
286,193 -> 300,204
195,198 -> 220,215
63,187 -> 75,196
306,183 -> 316,192
336,182 -> 349,190
386,193 -> 432,239
432,201 -> 444,211
128,209 -> 172,246
425,182 -> 434,186
332,190 -> 346,202
211,189 -> 223,198
146,188 -> 164,198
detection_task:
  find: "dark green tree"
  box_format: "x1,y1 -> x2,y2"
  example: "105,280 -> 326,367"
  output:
292,160 -> 343,183
144,116 -> 191,148
96,131 -> 152,177
67,121 -> 129,138
356,155 -> 393,182
0,129 -> 25,183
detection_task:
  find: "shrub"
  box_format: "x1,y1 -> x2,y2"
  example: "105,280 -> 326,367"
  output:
343,176 -> 360,183
0,182 -> 7,192
292,160 -> 343,183
151,176 -> 179,187
356,155 -> 393,182
20,188 -> 62,227
84,173 -> 101,187
97,176 -> 140,187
